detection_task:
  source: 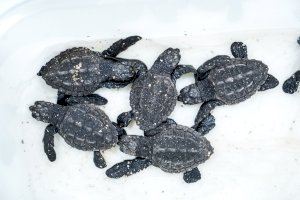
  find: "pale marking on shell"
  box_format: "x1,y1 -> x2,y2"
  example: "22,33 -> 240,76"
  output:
84,80 -> 92,85
67,117 -> 74,123
236,74 -> 243,80
82,110 -> 105,124
79,68 -> 87,73
226,64 -> 235,69
155,147 -> 199,153
234,80 -> 254,93
67,132 -> 74,137
158,134 -> 185,140
247,81 -> 254,88
62,81 -> 71,86
87,140 -> 96,144
236,87 -> 245,92
155,156 -> 199,171
85,127 -> 92,132
75,121 -> 82,128
216,81 -> 225,85
57,71 -> 69,75
245,71 -> 254,75
225,77 -> 234,83
88,67 -> 98,72
75,137 -> 85,142
217,68 -> 225,72
66,108 -> 107,132
226,91 -> 235,96
72,62 -> 83,82
48,72 -> 56,77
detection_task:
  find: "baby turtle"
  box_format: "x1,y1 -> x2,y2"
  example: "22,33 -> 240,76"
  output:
106,120 -> 214,183
38,36 -> 147,105
29,101 -> 123,168
178,42 -> 279,133
117,48 -> 196,131
283,37 -> 300,94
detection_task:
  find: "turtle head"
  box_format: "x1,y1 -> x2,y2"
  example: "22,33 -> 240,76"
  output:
132,59 -> 148,78
151,48 -> 181,75
29,101 -> 64,125
119,135 -> 152,159
109,59 -> 147,84
178,79 -> 215,104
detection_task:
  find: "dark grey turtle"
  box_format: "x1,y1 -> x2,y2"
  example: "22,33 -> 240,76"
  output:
38,35 -> 147,105
117,48 -> 196,131
106,120 -> 214,183
283,37 -> 300,94
38,36 -> 145,146
178,42 -> 279,133
29,101 -> 124,168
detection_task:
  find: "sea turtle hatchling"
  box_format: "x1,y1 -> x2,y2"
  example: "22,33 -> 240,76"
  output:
106,120 -> 214,183
38,35 -> 147,105
283,37 -> 300,94
29,101 -> 124,168
178,42 -> 279,133
117,48 -> 196,132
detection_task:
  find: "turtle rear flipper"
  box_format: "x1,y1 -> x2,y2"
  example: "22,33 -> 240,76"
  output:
43,124 -> 58,162
193,114 -> 216,135
283,71 -> 300,94
258,74 -> 279,91
183,168 -> 201,183
93,151 -> 107,168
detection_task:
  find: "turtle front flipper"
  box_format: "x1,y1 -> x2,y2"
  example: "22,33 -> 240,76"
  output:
231,42 -> 248,59
43,124 -> 58,162
171,65 -> 196,82
258,74 -> 279,91
101,36 -> 142,57
106,158 -> 152,178
283,71 -> 300,94
183,168 -> 201,183
93,151 -> 107,168
194,100 -> 224,134
57,92 -> 108,106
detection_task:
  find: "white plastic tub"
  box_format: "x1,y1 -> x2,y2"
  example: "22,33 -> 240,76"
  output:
0,0 -> 299,199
